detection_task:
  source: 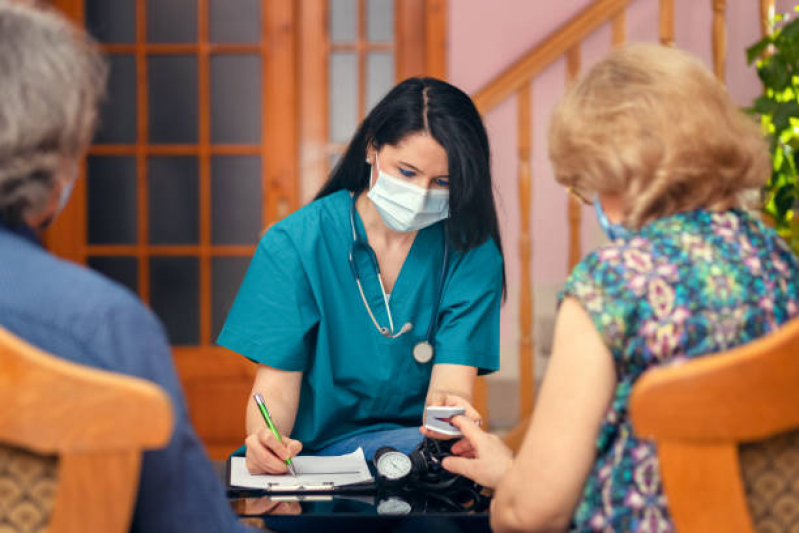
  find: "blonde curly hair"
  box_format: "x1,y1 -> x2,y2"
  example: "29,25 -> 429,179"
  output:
548,43 -> 770,228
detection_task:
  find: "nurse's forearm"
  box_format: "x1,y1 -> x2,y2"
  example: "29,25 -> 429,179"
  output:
246,364 -> 303,437
426,363 -> 478,404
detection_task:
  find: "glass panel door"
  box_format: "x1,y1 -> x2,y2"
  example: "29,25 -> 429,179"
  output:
84,0 -> 265,348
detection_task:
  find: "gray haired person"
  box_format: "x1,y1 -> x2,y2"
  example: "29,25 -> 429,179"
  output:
0,2 -> 253,531
0,1 -> 104,228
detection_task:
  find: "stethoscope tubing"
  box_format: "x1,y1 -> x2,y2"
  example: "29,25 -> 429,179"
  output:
348,191 -> 447,351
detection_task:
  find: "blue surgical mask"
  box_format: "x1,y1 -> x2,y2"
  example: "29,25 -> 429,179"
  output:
594,197 -> 630,241
56,175 -> 76,213
38,164 -> 79,229
53,163 -> 79,215
367,155 -> 449,232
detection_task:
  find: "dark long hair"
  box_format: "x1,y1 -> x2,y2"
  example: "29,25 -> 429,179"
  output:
315,77 -> 506,297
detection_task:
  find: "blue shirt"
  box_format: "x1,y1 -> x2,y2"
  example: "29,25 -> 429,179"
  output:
218,190 -> 502,451
0,221 -> 251,533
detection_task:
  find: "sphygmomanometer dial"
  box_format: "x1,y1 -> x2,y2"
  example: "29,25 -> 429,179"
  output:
374,448 -> 413,482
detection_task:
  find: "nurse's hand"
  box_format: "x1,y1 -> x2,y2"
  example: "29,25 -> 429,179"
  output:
245,428 -> 303,474
420,391 -> 483,440
441,416 -> 513,489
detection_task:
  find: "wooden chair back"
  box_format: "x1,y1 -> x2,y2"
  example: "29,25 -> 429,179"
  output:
630,317 -> 799,533
0,327 -> 173,533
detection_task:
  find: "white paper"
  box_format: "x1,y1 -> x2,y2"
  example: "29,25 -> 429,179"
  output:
229,447 -> 374,491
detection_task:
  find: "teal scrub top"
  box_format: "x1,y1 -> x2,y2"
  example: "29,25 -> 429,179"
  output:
217,189 -> 502,452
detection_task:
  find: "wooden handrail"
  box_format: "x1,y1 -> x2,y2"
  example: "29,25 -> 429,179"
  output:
473,0 -> 633,114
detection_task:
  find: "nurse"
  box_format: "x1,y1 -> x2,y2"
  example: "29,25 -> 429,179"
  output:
218,77 -> 506,474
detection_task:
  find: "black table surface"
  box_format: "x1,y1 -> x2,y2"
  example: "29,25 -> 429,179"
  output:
214,460 -> 492,533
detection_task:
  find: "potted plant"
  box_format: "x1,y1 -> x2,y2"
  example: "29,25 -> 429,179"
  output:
747,8 -> 799,255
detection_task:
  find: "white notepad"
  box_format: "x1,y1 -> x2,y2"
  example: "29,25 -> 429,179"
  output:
228,447 -> 374,492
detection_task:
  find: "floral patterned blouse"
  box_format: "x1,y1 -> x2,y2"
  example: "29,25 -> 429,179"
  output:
561,209 -> 799,532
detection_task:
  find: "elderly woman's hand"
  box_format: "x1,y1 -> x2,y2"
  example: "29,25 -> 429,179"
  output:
440,416 -> 513,489
420,391 -> 482,440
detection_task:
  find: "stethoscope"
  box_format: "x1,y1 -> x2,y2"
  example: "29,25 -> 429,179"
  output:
348,191 -> 448,364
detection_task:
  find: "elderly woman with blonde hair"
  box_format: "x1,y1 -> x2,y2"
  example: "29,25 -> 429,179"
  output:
441,43 -> 799,532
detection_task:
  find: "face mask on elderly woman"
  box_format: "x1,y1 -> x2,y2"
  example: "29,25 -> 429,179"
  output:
593,197 -> 631,242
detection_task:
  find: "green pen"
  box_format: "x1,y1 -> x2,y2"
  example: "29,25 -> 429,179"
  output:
253,393 -> 297,477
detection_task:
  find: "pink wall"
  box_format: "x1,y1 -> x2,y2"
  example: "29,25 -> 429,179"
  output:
449,0 -> 774,363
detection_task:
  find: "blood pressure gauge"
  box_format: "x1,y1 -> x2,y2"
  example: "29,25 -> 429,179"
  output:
373,447 -> 413,485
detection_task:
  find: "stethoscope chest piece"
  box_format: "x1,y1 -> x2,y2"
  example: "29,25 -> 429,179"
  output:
413,341 -> 434,364
350,191 -> 447,364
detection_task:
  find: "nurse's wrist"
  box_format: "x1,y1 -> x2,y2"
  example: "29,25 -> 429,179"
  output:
426,389 -> 473,407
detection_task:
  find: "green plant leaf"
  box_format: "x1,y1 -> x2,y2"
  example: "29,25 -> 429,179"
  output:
772,100 -> 799,132
780,17 -> 799,40
774,148 -> 785,171
752,95 -> 779,115
747,36 -> 772,64
775,184 -> 796,214
750,14 -> 799,250
760,56 -> 792,91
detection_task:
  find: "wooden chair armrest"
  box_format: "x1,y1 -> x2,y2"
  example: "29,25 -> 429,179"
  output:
630,317 -> 799,443
0,328 -> 173,454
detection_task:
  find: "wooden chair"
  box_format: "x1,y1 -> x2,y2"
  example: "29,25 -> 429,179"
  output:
630,317 -> 799,533
0,327 -> 173,533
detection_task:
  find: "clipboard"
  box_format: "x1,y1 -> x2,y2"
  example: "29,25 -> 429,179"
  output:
226,448 -> 377,494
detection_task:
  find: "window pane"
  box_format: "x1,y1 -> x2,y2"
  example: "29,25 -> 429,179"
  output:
329,0 -> 357,43
212,257 -> 250,340
85,0 -> 135,44
150,256 -> 199,345
212,157 -> 262,245
210,56 -> 261,144
366,52 -> 394,111
94,55 -> 137,144
87,256 -> 138,295
147,0 -> 197,43
148,56 -> 198,143
209,0 -> 260,44
329,52 -> 358,144
148,157 -> 199,245
367,0 -> 394,43
87,156 -> 137,245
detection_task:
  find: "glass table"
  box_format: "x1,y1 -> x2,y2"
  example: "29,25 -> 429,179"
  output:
216,461 -> 492,532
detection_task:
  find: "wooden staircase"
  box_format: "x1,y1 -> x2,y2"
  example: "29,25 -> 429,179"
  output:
472,0 -> 776,433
